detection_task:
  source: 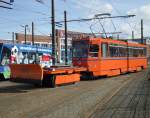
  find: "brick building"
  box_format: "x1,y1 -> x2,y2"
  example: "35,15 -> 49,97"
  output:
55,29 -> 91,63
0,39 -> 14,44
15,30 -> 91,63
15,32 -> 150,63
15,33 -> 52,48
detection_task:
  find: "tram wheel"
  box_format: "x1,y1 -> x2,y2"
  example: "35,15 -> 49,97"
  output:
42,75 -> 55,88
50,75 -> 56,88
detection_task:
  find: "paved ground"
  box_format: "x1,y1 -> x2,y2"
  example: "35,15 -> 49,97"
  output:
0,70 -> 149,118
89,70 -> 150,118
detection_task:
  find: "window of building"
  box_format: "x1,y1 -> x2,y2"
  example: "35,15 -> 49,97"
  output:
34,43 -> 40,47
68,40 -> 72,44
26,42 -> 31,45
41,44 -> 48,48
61,45 -> 65,49
49,44 -> 52,48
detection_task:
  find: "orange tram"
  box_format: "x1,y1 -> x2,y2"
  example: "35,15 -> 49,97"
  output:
10,37 -> 147,87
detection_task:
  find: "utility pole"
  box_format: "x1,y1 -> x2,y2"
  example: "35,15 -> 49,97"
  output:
117,34 -> 119,40
141,19 -> 144,44
51,0 -> 56,65
64,11 -> 68,65
32,22 -> 34,45
24,25 -> 28,44
32,22 -> 37,63
132,31 -> 134,41
12,32 -> 15,45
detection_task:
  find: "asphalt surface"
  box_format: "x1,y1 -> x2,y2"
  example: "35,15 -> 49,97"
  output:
89,70 -> 150,118
0,70 -> 149,118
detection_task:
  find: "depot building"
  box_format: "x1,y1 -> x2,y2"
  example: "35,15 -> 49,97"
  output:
15,29 -> 91,63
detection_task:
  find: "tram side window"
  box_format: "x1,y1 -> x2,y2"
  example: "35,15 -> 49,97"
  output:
109,45 -> 127,57
102,43 -> 108,57
89,44 -> 99,57
139,49 -> 144,56
118,47 -> 126,57
133,48 -> 138,57
1,47 -> 11,65
129,48 -> 133,57
144,48 -> 147,56
109,46 -> 119,57
138,48 -> 146,57
129,47 -> 147,57
109,46 -> 114,57
138,49 -> 143,56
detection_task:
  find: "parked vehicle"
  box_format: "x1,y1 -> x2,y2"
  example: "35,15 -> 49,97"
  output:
72,38 -> 147,77
0,43 -> 52,80
9,37 -> 148,87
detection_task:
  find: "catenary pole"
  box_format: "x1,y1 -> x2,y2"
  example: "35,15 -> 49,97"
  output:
64,11 -> 68,65
141,19 -> 144,44
51,0 -> 56,65
32,22 -> 34,45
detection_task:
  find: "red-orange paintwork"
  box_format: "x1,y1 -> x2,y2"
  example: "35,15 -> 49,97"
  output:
9,37 -> 148,86
73,38 -> 147,77
10,64 -> 86,86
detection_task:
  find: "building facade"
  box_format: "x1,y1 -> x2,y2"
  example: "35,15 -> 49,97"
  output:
15,30 -> 91,63
16,33 -> 52,48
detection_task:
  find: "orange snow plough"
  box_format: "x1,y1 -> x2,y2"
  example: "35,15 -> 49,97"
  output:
9,64 -> 86,87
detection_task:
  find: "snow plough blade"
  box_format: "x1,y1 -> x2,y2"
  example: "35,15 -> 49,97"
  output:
9,64 -> 86,87
9,64 -> 43,85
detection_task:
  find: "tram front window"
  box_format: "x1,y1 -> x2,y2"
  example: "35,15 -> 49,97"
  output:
73,41 -> 88,58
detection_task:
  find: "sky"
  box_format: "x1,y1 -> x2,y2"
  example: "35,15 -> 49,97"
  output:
0,0 -> 150,40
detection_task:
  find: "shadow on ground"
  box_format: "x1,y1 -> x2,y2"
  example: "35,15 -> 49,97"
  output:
0,84 -> 38,93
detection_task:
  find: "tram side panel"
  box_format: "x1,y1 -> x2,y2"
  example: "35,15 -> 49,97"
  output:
99,42 -> 128,76
128,57 -> 147,72
127,45 -> 147,71
100,58 -> 128,76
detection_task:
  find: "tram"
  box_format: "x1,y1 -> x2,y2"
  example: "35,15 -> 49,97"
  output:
0,43 -> 52,80
72,37 -> 147,77
9,37 -> 148,87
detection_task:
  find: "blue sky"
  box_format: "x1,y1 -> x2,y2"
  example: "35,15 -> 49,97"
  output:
0,0 -> 150,40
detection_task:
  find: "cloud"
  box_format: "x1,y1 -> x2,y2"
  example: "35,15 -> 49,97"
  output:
128,4 -> 150,21
70,1 -> 150,38
140,5 -> 150,20
104,3 -> 113,13
72,0 -> 113,18
89,3 -> 113,17
119,4 -> 150,38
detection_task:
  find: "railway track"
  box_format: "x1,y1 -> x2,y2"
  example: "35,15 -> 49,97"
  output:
0,70 -> 148,118
89,69 -> 150,118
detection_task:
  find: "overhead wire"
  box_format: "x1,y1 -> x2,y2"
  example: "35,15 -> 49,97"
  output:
61,0 -> 120,37
0,1 -> 53,33
106,0 -> 135,32
12,2 -> 50,16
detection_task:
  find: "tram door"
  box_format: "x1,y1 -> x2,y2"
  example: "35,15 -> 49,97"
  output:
101,43 -> 108,58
